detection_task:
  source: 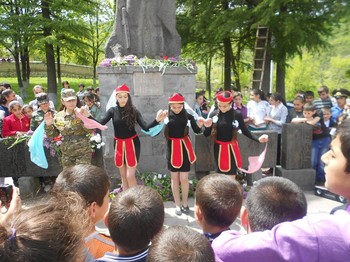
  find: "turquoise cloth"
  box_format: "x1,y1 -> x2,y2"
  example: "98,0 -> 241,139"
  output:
141,123 -> 164,137
28,121 -> 48,169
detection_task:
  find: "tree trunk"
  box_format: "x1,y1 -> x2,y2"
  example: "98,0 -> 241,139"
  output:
42,0 -> 57,104
223,37 -> 232,91
56,46 -> 61,86
276,57 -> 286,98
205,57 -> 212,100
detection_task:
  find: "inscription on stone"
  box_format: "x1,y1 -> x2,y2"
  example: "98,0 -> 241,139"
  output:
133,72 -> 164,95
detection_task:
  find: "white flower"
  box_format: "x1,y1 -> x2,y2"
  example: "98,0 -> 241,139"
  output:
213,115 -> 218,123
97,144 -> 101,149
101,142 -> 105,147
95,134 -> 101,143
158,174 -> 162,179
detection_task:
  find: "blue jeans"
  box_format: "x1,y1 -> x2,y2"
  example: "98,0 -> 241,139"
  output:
312,136 -> 331,181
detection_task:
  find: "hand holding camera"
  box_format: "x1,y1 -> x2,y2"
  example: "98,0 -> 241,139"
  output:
0,185 -> 21,226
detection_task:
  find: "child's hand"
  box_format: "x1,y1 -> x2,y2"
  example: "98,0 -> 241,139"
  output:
197,117 -> 205,128
44,112 -> 53,126
258,134 -> 268,143
0,187 -> 21,226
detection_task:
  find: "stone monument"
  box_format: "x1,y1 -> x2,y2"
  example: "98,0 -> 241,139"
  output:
99,1 -> 195,178
105,0 -> 181,58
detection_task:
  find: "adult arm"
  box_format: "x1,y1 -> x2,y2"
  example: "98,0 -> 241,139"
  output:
98,107 -> 114,125
212,211 -> 350,262
136,109 -> 159,131
235,111 -> 259,142
188,114 -> 202,134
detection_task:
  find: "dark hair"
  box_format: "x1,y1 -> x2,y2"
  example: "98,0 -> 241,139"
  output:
62,80 -> 70,87
317,85 -> 329,94
335,119 -> 350,172
270,92 -> 287,106
83,92 -> 97,104
53,164 -> 111,206
195,174 -> 242,228
0,89 -> 14,105
251,88 -> 266,101
165,93 -> 188,139
0,82 -> 11,89
147,225 -> 215,262
246,177 -> 307,232
117,93 -> 137,130
293,95 -> 305,103
303,102 -> 316,112
108,186 -> 164,253
304,90 -> 314,98
0,192 -> 89,262
195,91 -> 204,100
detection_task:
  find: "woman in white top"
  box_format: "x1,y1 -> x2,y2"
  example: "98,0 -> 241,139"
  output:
247,89 -> 270,131
264,92 -> 288,165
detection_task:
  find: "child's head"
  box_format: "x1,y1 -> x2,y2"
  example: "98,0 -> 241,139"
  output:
321,107 -> 331,122
33,85 -> 45,95
250,88 -> 266,101
78,83 -> 85,91
242,177 -> 307,232
36,92 -> 50,111
106,185 -> 164,253
302,102 -> 316,119
83,92 -> 97,108
317,85 -> 330,100
9,101 -> 22,118
53,164 -> 111,224
322,119 -> 350,199
0,89 -> 16,104
195,174 -> 242,230
62,80 -> 70,88
147,225 -> 215,262
293,95 -> 305,112
21,104 -> 33,119
0,192 -> 89,262
169,93 -> 185,115
216,91 -> 233,113
233,92 -> 243,106
304,90 -> 314,103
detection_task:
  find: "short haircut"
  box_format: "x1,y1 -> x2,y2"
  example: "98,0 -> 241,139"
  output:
0,192 -> 89,262
53,164 -> 111,206
246,177 -> 307,232
195,174 -> 242,228
317,85 -> 329,94
321,106 -> 331,113
108,185 -> 164,253
293,95 -> 305,103
303,102 -> 316,112
33,85 -> 45,92
304,90 -> 314,98
147,225 -> 215,262
336,119 -> 350,172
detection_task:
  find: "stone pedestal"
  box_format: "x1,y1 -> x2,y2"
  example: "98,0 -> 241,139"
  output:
281,124 -> 313,169
97,66 -> 197,177
275,167 -> 316,190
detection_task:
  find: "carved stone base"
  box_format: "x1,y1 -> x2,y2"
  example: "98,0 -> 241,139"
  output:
275,166 -> 316,190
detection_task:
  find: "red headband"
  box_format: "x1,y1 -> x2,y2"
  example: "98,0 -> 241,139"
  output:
168,93 -> 185,103
216,91 -> 233,103
115,84 -> 130,94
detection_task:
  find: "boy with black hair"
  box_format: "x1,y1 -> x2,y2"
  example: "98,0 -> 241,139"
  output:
241,177 -> 307,232
147,225 -> 215,262
53,164 -> 114,259
194,174 -> 243,243
304,90 -> 314,104
97,185 -> 165,262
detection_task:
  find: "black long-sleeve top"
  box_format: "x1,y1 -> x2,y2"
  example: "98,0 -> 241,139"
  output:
167,110 -> 202,138
99,106 -> 159,139
204,108 -> 258,142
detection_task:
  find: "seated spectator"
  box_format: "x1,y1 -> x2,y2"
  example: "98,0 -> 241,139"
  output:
77,83 -> 86,103
2,101 -> 30,137
52,164 -> 114,259
28,85 -> 55,111
21,105 -> 33,120
30,93 -> 56,131
147,225 -> 215,262
212,119 -> 350,262
194,174 -> 242,243
0,82 -> 23,106
96,185 -> 164,262
233,92 -> 249,125
83,92 -> 103,122
241,177 -> 307,232
286,95 -> 305,123
0,191 -> 90,262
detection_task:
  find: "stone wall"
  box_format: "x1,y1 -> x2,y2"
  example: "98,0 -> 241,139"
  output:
97,66 -> 197,176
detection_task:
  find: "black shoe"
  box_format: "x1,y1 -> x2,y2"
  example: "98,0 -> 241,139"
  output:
181,205 -> 190,214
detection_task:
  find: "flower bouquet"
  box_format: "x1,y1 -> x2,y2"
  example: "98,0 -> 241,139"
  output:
89,133 -> 105,152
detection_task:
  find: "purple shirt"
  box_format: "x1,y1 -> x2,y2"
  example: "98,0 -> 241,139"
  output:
233,104 -> 248,120
212,210 -> 350,262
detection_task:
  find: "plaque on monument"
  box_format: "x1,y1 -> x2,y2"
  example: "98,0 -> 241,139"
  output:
133,72 -> 164,96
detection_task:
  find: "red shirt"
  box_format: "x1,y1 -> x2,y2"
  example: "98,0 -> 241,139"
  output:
2,114 -> 30,137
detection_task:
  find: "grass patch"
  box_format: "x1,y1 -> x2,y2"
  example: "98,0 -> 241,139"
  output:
1,77 -> 98,104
